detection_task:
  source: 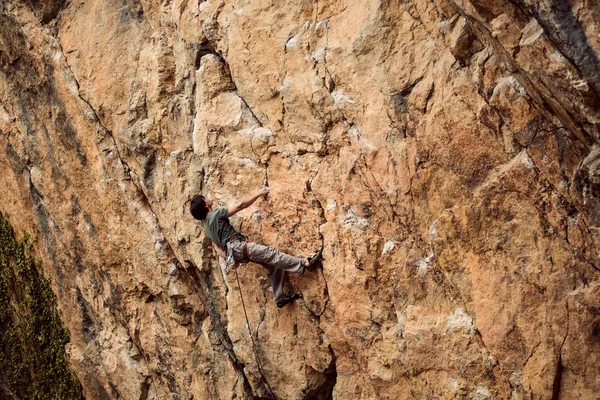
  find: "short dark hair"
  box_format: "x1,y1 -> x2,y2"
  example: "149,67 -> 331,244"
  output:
190,195 -> 209,220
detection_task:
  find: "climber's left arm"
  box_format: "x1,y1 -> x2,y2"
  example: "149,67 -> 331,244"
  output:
212,242 -> 226,258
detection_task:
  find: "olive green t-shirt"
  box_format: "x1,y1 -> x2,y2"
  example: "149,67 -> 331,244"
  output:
204,207 -> 239,247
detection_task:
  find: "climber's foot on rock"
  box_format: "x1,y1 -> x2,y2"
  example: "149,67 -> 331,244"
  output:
306,248 -> 324,272
276,293 -> 302,308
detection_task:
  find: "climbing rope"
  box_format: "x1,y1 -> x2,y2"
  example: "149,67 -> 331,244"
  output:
234,269 -> 277,400
234,268 -> 254,341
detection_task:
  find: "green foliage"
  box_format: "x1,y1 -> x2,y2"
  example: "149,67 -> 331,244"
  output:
0,212 -> 83,399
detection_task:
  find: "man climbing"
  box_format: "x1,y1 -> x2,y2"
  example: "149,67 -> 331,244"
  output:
189,186 -> 323,308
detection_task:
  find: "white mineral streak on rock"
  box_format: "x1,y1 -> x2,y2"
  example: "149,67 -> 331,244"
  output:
416,253 -> 435,277
571,79 -> 589,91
166,150 -> 182,166
315,20 -> 328,37
549,51 -> 568,65
492,76 -> 529,98
437,14 -> 459,33
168,263 -> 178,276
280,75 -> 291,93
311,47 -> 327,63
342,209 -> 369,231
325,199 -> 337,212
236,157 -> 256,167
382,239 -> 395,254
446,308 -> 474,333
286,20 -> 311,50
519,19 -> 544,47
238,126 -> 274,142
331,88 -> 356,107
428,219 -> 438,242
521,151 -> 535,170
199,1 -> 210,12
450,378 -> 460,391
348,124 -> 362,139
475,385 -> 492,399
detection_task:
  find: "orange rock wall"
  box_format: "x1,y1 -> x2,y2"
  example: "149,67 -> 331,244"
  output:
1,0 -> 599,398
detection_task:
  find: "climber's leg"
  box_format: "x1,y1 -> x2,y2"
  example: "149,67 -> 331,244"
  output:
231,241 -> 304,305
263,265 -> 302,307
242,242 -> 305,273
266,266 -> 285,303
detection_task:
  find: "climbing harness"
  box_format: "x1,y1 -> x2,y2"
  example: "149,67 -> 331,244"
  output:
225,234 -> 249,272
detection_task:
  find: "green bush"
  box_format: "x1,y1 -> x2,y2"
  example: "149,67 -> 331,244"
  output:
0,212 -> 83,399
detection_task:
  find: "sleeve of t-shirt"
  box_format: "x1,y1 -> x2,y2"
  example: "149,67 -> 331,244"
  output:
214,207 -> 229,220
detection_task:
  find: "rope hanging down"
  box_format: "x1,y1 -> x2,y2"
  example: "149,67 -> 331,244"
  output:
234,269 -> 277,400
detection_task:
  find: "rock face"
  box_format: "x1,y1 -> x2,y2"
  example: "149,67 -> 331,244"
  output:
1,0 -> 599,398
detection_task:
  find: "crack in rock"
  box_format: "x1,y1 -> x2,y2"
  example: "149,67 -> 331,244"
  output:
447,0 -> 595,149
48,19 -> 271,398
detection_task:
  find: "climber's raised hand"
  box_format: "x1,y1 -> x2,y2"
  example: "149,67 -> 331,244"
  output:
228,186 -> 270,217
258,186 -> 270,198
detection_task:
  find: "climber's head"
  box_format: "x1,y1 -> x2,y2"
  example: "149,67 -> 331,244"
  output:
190,195 -> 212,220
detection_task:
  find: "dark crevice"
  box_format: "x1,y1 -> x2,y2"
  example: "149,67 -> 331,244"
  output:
303,349 -> 337,400
75,287 -> 97,343
305,170 -> 332,320
552,301 -> 570,400
24,0 -> 65,24
522,338 -> 542,368
139,376 -> 151,400
551,356 -> 563,400
142,150 -> 157,193
193,40 -> 221,70
238,93 -> 264,128
391,79 -> 421,117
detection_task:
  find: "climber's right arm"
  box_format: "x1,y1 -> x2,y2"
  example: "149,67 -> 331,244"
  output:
228,186 -> 269,217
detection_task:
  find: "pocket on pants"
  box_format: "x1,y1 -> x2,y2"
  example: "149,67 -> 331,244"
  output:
231,241 -> 246,261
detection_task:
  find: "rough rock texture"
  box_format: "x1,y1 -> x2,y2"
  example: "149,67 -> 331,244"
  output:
1,0 -> 599,398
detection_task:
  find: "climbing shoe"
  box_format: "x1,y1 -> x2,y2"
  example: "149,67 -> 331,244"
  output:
306,247 -> 324,272
276,293 -> 302,308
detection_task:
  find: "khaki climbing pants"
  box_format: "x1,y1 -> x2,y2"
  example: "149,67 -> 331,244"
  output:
229,241 -> 305,303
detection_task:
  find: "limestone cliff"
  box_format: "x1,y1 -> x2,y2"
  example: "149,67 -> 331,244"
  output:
1,0 -> 599,398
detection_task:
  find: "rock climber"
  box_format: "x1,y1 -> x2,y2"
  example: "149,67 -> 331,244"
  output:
189,186 -> 323,308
